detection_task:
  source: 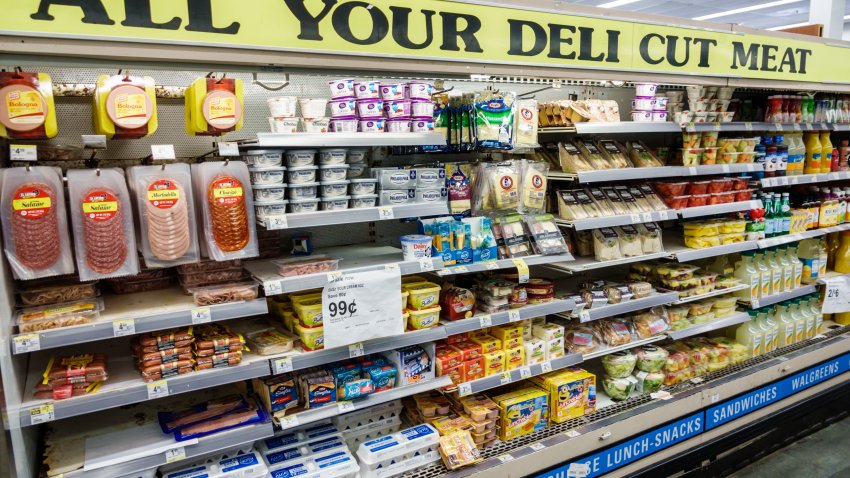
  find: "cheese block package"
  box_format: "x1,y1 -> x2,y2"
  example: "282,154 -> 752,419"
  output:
92,74 -> 158,139
128,164 -> 200,268
67,168 -> 140,281
0,166 -> 75,280
0,70 -> 58,140
472,160 -> 519,214
192,161 -> 259,261
185,76 -> 244,136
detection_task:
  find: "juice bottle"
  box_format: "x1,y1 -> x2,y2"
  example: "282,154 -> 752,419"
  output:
789,133 -> 806,175
836,311 -> 850,325
765,248 -> 784,294
833,231 -> 850,273
798,238 -> 820,284
763,306 -> 780,351
804,131 -> 822,174
754,250 -> 773,297
735,312 -> 763,357
787,244 -> 804,288
756,308 -> 775,353
774,303 -> 796,346
781,193 -> 792,234
763,193 -> 776,237
796,298 -> 816,339
787,299 -> 806,343
734,251 -> 761,303
818,238 -> 828,279
819,131 -> 833,173
806,296 -> 823,335
776,245 -> 794,292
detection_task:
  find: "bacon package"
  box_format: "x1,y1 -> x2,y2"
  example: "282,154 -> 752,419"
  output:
92,74 -> 158,139
128,164 -> 200,268
0,70 -> 58,140
184,76 -> 244,136
0,166 -> 75,280
67,168 -> 139,281
192,161 -> 258,261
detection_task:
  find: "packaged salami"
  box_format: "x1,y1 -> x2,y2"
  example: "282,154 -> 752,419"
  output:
128,164 -> 200,268
192,161 -> 259,261
67,168 -> 139,281
0,166 -> 75,280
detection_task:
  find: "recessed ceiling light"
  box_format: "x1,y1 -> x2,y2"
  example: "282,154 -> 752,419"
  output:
767,21 -> 811,30
693,0 -> 803,21
598,0 -> 641,9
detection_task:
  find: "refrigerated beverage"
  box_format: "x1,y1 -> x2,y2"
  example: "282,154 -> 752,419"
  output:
804,131 -> 822,174
787,299 -> 806,343
756,308 -> 776,353
734,251 -> 761,303
774,303 -> 796,347
786,244 -> 804,288
754,250 -> 774,297
765,248 -> 783,294
776,245 -> 794,292
735,312 -> 763,357
798,238 -> 820,284
820,131 -> 833,173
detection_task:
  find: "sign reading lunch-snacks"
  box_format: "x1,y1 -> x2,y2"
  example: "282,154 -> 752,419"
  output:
2,0 -> 843,81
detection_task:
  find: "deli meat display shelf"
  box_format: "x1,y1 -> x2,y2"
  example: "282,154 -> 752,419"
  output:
258,201 -> 450,230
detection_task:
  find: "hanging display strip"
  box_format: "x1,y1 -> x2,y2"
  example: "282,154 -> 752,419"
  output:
548,164 -> 763,184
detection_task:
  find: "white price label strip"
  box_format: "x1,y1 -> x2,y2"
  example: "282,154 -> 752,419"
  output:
377,206 -> 394,220
147,380 -> 169,400
151,144 -> 176,160
273,357 -> 293,374
13,334 -> 40,353
190,307 -> 212,325
30,404 -> 54,424
266,215 -> 288,230
519,366 -> 532,380
112,319 -> 136,337
650,391 -> 673,400
478,314 -> 493,328
418,258 -> 435,272
529,442 -> 546,452
540,361 -> 553,373
279,414 -> 300,429
349,342 -> 365,358
508,310 -> 522,322
265,280 -> 283,296
218,142 -> 240,156
165,447 -> 186,463
10,144 -> 37,161
564,430 -> 581,438
497,454 -> 515,464
457,382 -> 473,397
500,372 -> 512,385
81,134 -> 107,149
567,462 -> 590,478
338,400 -> 356,413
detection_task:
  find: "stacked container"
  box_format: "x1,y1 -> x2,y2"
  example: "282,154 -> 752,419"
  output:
632,83 -> 668,122
674,85 -> 736,124
244,149 -> 288,221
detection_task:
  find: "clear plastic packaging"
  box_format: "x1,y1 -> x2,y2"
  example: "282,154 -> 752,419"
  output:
632,307 -> 671,338
0,166 -> 75,280
558,141 -> 595,173
602,350 -> 637,378
474,90 -> 515,150
626,141 -> 663,167
565,324 -> 600,354
633,370 -> 664,394
17,297 -> 103,333
576,140 -> 612,170
615,225 -> 643,257
519,159 -> 548,214
472,161 -> 519,213
273,256 -> 340,277
597,140 -> 633,168
189,281 -> 259,305
67,168 -> 139,281
634,345 -> 669,372
497,215 -> 532,258
603,375 -> 635,401
593,228 -> 622,261
524,214 -> 569,255
192,161 -> 259,261
17,278 -> 99,306
635,222 -> 664,253
596,318 -> 634,347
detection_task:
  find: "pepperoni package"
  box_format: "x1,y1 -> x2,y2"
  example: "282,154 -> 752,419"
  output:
0,166 -> 75,280
192,161 -> 258,261
67,168 -> 139,281
128,164 -> 200,268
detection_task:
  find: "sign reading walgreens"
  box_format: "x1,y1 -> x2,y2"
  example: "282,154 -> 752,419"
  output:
1,0 -> 846,82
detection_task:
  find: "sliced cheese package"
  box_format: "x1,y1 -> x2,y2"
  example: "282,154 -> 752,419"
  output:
513,99 -> 540,150
92,74 -> 158,139
185,76 -> 244,136
472,161 -> 519,214
518,159 -> 548,214
0,71 -> 58,140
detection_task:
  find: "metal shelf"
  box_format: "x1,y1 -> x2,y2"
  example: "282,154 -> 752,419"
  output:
434,254 -> 574,276
557,210 -> 676,231
690,122 -> 831,132
757,223 -> 850,248
582,335 -> 667,360
10,289 -> 268,354
574,122 -> 681,134
574,292 -> 679,323
442,299 -> 576,336
760,171 -> 850,188
548,164 -> 763,184
834,124 -> 850,131
666,236 -> 760,263
666,312 -> 751,340
274,376 -> 453,430
672,284 -> 747,305
453,354 -> 583,396
245,245 -> 443,294
547,251 -> 671,273
258,201 -> 449,230
255,132 -> 446,147
740,284 -> 820,309
678,200 -> 762,219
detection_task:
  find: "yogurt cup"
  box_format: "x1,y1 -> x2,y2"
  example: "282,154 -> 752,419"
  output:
303,117 -> 329,133
267,96 -> 297,118
386,119 -> 412,133
252,184 -> 287,202
348,163 -> 368,178
652,111 -> 668,122
655,96 -> 670,109
289,197 -> 320,213
330,119 -> 357,133
632,96 -> 657,110
635,82 -> 658,96
347,149 -> 368,163
631,110 -> 653,122
330,99 -> 356,118
411,118 -> 434,133
356,99 -> 384,118
384,100 -> 411,119
268,117 -> 298,133
287,182 -> 319,200
318,164 -> 349,181
665,91 -> 685,102
415,188 -> 447,203
320,196 -> 350,211
400,234 -> 433,260
248,166 -> 286,185
415,168 -> 445,187
287,165 -> 318,184
380,189 -> 415,205
349,178 -> 378,195
408,81 -> 434,100
299,98 -> 328,118
318,148 -> 347,165
380,83 -> 408,100
328,78 -> 355,99
359,119 -> 385,132
350,194 -> 378,209
319,180 -> 350,198
285,149 -> 316,167
693,112 -> 708,122
355,81 -> 381,99
410,100 -> 434,117
242,150 -> 283,167
255,200 -> 288,220
688,98 -> 707,112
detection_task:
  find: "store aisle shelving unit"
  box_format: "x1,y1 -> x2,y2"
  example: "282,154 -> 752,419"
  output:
548,164 -> 763,184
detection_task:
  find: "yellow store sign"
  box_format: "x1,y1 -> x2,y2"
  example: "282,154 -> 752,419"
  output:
0,0 -> 844,82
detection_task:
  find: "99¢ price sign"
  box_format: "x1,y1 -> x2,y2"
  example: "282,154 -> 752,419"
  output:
321,267 -> 403,349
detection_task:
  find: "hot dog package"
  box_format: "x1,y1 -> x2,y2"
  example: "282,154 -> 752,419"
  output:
0,166 -> 75,280
67,168 -> 139,281
192,161 -> 258,261
128,164 -> 200,268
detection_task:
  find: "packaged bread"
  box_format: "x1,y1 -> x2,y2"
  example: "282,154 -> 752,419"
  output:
626,141 -> 663,167
558,142 -> 594,173
576,140 -> 611,169
596,140 -> 633,168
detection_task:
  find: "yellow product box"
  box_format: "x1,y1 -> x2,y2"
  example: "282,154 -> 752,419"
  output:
531,368 -> 597,423
491,324 -> 523,341
482,350 -> 505,376
545,337 -> 565,360
266,297 -> 292,317
492,386 -> 549,440
504,345 -> 525,371
532,323 -> 564,341
521,319 -> 534,340
524,338 -> 546,365
502,336 -> 523,350
470,335 -> 501,354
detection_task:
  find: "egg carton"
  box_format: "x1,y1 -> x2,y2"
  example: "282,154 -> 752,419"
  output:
331,399 -> 403,432
267,448 -> 360,478
355,424 -> 439,474
360,449 -> 441,478
258,421 -> 340,455
344,416 -> 403,451
263,433 -> 348,467
160,447 -> 267,478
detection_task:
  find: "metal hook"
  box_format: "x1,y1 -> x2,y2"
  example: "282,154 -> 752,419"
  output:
25,163 -> 31,172
161,162 -> 166,171
252,72 -> 290,91
216,73 -> 227,84
95,168 -> 101,176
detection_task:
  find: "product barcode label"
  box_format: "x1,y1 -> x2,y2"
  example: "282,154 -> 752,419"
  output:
484,261 -> 500,270
273,357 -> 293,374
267,215 -> 288,230
165,447 -> 186,463
457,382 -> 473,397
497,454 -> 515,464
479,314 -> 493,328
377,206 -> 394,220
10,144 -> 37,161
279,414 -> 300,429
564,430 -> 582,438
265,280 -> 283,296
112,319 -> 136,337
418,258 -> 435,272
500,372 -> 512,385
349,342 -> 365,358
508,310 -> 522,322
218,142 -> 240,156
453,265 -> 469,273
338,400 -> 356,413
529,442 -> 546,452
30,404 -> 54,424
13,334 -> 40,353
519,366 -> 532,380
147,380 -> 169,400
567,462 -> 590,478
190,307 -> 212,325
540,361 -> 553,373
651,391 -> 673,400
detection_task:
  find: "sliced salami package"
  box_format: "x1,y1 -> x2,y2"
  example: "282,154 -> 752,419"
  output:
0,166 -> 75,280
67,168 -> 139,280
128,164 -> 200,268
192,161 -> 259,261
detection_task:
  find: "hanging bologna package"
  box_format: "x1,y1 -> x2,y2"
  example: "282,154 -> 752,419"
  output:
0,70 -> 58,140
185,76 -> 244,136
92,74 -> 158,139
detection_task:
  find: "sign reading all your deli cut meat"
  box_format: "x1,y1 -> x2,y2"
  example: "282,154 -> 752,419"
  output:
322,266 -> 402,349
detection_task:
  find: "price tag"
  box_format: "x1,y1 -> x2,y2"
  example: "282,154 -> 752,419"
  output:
165,447 -> 186,463
650,391 -> 673,400
418,258 -> 435,272
323,267 -> 403,349
218,142 -> 240,156
540,361 -> 553,373
190,307 -> 212,325
478,314 -> 493,328
751,298 -> 760,308
30,404 -> 54,424
774,122 -> 783,131
500,371 -> 512,385
630,213 -> 641,223
496,454 -> 515,464
805,122 -> 813,130
744,122 -> 753,131
453,265 -> 469,274
327,271 -> 343,282
688,167 -> 697,176
265,280 -> 283,296
552,80 -> 562,89
721,165 -> 731,174
511,258 -> 529,283
13,334 -> 40,353
791,176 -> 800,185
567,463 -> 591,478
151,144 -> 176,160
820,122 -> 829,130
529,442 -> 546,452
519,366 -> 532,380
822,275 -> 850,313
579,310 -> 591,322
147,380 -> 169,400
10,144 -> 37,161
792,123 -> 800,130
829,172 -> 840,181
712,122 -> 721,132
279,414 -> 300,429
266,215 -> 288,230
685,122 -> 696,133
640,212 -> 652,223
81,134 -> 107,149
349,342 -> 365,358
436,268 -> 453,276
484,260 -> 500,270
508,310 -> 522,322
690,377 -> 704,384
710,392 -> 721,403
457,382 -> 473,397
377,206 -> 394,220
564,430 -> 582,438
338,400 -> 356,413
273,356 -> 293,374
112,319 -> 136,337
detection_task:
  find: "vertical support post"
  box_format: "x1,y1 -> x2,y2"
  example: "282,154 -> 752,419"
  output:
809,0 -> 843,39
